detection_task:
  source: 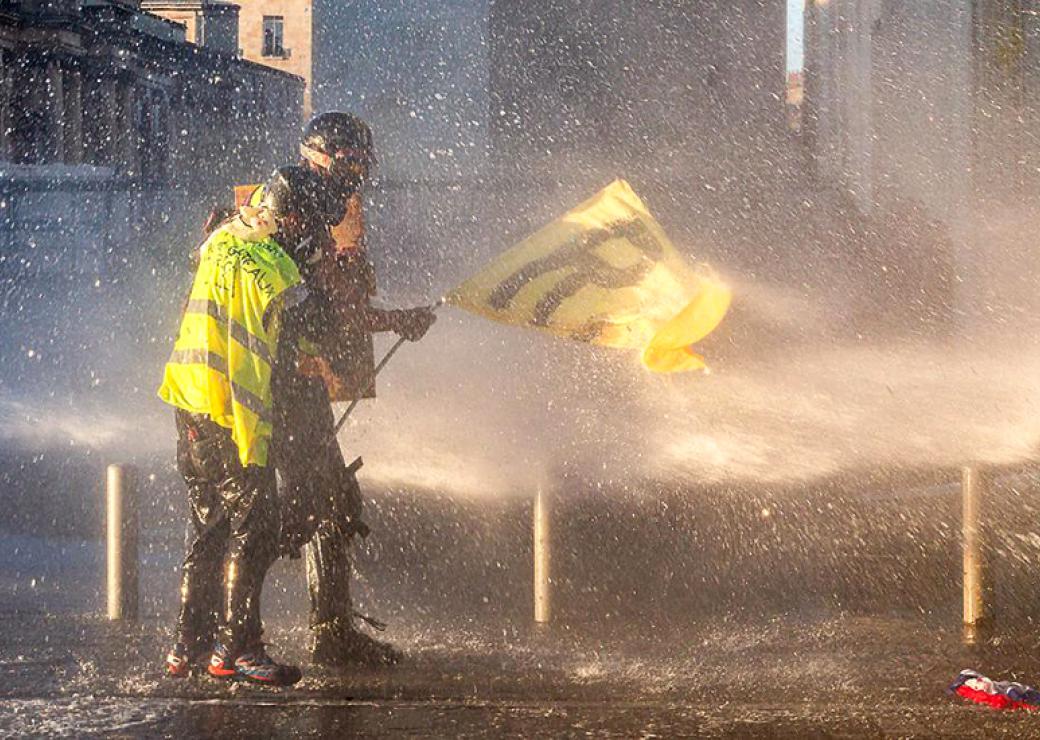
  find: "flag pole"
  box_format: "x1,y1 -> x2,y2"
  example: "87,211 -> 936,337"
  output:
328,300 -> 443,444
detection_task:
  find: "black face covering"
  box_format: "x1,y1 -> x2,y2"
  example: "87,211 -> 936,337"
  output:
322,179 -> 352,223
326,163 -> 366,203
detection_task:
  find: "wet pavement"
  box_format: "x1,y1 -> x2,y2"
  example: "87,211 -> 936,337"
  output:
11,696 -> 1038,738
6,465 -> 1040,736
3,608 -> 1040,737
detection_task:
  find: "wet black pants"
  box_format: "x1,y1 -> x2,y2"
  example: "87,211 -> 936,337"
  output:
274,375 -> 359,629
305,524 -> 355,628
174,409 -> 279,655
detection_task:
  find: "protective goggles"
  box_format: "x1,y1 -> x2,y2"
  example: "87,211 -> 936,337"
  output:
300,144 -> 373,174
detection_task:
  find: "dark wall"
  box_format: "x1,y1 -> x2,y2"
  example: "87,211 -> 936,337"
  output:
488,0 -> 787,187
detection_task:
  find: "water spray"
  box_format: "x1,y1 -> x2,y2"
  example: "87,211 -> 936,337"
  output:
328,300 -> 444,444
324,299 -> 558,625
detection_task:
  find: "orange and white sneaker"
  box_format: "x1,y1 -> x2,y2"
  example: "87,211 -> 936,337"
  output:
208,642 -> 302,686
165,643 -> 193,678
207,642 -> 237,679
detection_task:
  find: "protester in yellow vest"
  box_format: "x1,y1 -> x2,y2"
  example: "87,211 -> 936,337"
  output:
226,113 -> 434,667
191,114 -> 435,668
160,165 -> 341,687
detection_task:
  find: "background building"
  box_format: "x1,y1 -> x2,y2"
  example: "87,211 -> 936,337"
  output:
305,0 -> 797,304
803,0 -> 1040,323
0,0 -> 303,285
236,0 -> 314,115
145,0 -> 314,114
137,0 -> 241,53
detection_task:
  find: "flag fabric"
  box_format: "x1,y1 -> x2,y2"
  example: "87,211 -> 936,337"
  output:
445,179 -> 730,373
948,669 -> 1040,710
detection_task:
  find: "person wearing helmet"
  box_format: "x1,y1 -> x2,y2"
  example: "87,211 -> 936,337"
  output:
277,111 -> 436,667
160,166 -> 342,686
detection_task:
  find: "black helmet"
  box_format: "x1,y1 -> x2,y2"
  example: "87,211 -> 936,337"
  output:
301,112 -> 374,197
302,111 -> 373,158
261,165 -> 343,262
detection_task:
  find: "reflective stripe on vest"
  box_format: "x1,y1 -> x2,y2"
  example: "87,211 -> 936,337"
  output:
183,298 -> 274,367
158,224 -> 302,467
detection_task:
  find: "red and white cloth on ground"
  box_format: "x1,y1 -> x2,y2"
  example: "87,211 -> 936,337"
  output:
948,669 -> 1040,710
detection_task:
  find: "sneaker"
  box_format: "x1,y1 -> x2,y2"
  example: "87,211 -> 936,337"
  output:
312,622 -> 402,667
207,642 -> 236,679
208,642 -> 302,686
165,642 -> 192,678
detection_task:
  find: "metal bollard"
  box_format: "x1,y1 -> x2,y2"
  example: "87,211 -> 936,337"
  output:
533,485 -> 551,624
962,465 -> 991,645
106,464 -> 139,621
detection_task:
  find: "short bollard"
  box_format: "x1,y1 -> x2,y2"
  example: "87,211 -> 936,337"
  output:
962,465 -> 991,645
533,486 -> 551,624
106,464 -> 139,621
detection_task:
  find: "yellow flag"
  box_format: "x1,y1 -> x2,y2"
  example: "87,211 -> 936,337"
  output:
446,179 -> 731,372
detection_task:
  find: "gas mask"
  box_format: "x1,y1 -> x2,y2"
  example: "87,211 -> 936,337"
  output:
300,143 -> 371,202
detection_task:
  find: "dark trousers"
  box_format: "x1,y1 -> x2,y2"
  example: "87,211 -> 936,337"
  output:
274,374 -> 360,629
305,524 -> 354,628
174,409 -> 279,655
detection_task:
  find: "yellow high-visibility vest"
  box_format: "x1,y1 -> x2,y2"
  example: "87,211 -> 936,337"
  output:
233,180 -> 377,401
158,220 -> 305,467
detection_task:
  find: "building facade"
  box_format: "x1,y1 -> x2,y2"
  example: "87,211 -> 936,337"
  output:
487,0 -> 787,186
0,0 -> 304,280
137,0 -> 240,53
1,0 -> 302,182
146,0 -> 315,114
236,0 -> 312,114
803,0 -> 1040,321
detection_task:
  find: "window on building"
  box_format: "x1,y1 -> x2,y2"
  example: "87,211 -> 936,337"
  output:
262,16 -> 285,57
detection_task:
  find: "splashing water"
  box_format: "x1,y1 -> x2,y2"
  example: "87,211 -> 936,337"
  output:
340,304 -> 1040,496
